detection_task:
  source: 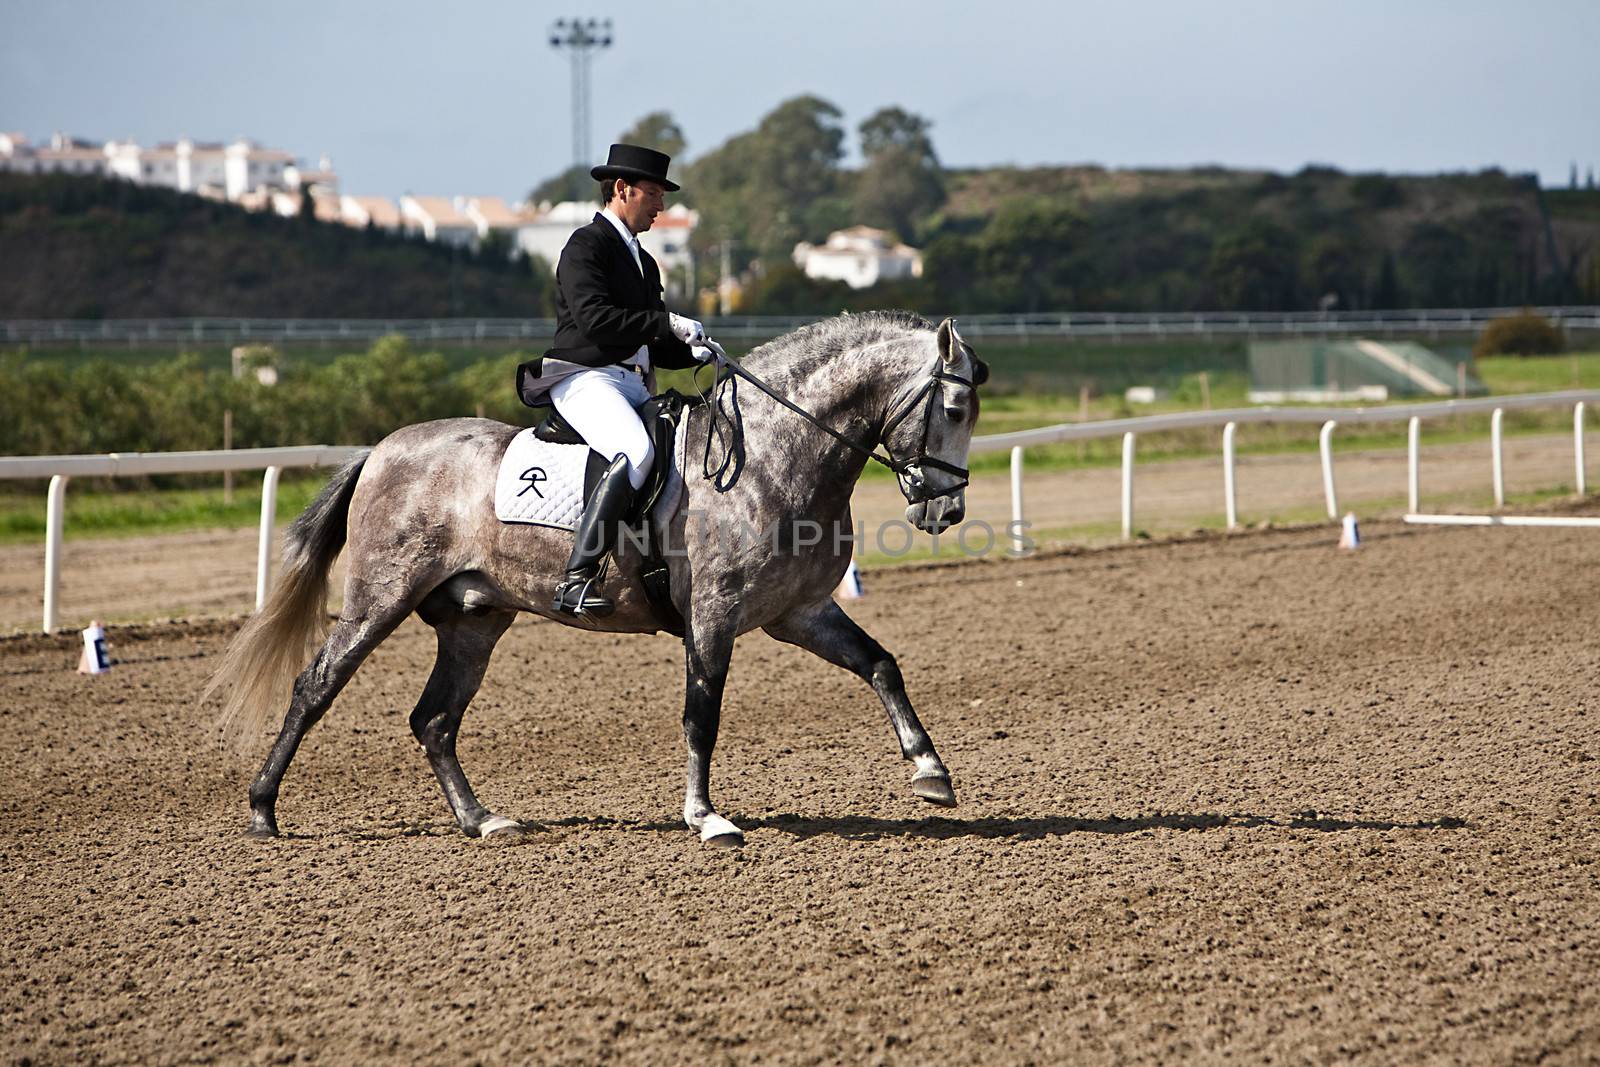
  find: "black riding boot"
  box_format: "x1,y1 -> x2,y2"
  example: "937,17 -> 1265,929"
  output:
552,455 -> 635,618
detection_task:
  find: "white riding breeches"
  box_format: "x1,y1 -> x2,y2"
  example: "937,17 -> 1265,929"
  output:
549,365 -> 654,490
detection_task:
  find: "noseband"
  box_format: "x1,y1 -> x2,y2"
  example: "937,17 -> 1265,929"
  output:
879,370 -> 976,503
707,354 -> 975,505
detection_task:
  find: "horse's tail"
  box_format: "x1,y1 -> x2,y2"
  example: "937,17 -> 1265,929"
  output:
203,451 -> 369,753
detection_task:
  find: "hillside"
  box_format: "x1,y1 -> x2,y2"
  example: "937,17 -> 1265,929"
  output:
920,164 -> 1600,313
0,173 -> 555,319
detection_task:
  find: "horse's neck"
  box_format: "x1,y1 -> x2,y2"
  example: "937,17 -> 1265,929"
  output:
757,336 -> 924,444
735,336 -> 927,515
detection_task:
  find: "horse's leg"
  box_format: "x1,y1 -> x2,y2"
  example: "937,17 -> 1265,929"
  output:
764,598 -> 957,807
247,590 -> 411,837
408,601 -> 524,839
682,615 -> 744,847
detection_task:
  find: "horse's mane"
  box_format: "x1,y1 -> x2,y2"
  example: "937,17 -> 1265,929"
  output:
740,311 -> 933,379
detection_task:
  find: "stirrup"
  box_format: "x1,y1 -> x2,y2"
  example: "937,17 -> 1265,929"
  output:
552,572 -> 614,618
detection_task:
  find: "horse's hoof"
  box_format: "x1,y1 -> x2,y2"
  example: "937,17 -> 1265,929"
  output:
245,817 -> 279,839
697,813 -> 744,849
476,815 -> 541,845
912,774 -> 958,808
481,824 -> 542,847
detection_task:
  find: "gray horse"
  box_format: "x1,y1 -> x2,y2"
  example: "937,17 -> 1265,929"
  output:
204,312 -> 985,847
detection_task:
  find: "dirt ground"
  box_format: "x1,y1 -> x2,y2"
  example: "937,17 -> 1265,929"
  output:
3,519 -> 1597,1064
1,431 -> 1590,632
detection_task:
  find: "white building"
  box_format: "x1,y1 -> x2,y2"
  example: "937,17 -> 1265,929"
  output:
285,156 -> 339,198
515,201 -> 697,291
14,133 -> 111,178
224,140 -> 294,200
793,226 -> 923,289
458,196 -> 523,243
177,140 -> 229,193
0,133 -> 35,172
266,188 -> 342,222
340,195 -> 403,232
400,195 -> 477,246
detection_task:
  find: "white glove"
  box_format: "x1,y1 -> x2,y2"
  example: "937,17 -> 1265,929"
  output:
690,344 -> 716,363
668,313 -> 705,345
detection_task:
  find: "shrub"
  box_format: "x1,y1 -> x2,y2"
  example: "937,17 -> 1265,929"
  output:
1473,309 -> 1566,358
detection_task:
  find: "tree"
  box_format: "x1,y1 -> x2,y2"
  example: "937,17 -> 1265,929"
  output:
1302,232 -> 1367,310
527,164 -> 592,207
616,111 -> 686,161
1372,251 -> 1403,309
1207,221 -> 1299,310
854,106 -> 945,241
738,263 -> 852,315
1401,221 -> 1474,307
976,200 -> 1082,312
688,95 -> 847,265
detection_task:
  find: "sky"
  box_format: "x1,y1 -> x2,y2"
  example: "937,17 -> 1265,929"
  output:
3,0 -> 1596,203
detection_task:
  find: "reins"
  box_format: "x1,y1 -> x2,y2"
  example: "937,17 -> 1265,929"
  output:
695,339 -> 975,502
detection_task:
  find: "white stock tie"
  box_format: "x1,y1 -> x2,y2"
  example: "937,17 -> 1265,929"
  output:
627,236 -> 643,276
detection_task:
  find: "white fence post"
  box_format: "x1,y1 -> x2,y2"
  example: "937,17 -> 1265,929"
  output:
1319,420 -> 1339,520
1408,416 -> 1420,514
1491,407 -> 1505,508
255,466 -> 282,611
1008,446 -> 1027,556
43,475 -> 68,633
1222,421 -> 1238,530
1121,432 -> 1136,540
1577,402 -> 1588,497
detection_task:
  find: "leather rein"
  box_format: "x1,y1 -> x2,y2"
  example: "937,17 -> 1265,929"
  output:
699,340 -> 976,504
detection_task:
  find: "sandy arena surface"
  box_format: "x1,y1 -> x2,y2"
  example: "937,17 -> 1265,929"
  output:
3,519 -> 1598,1064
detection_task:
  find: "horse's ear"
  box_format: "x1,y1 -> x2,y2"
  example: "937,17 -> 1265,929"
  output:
937,317 -> 985,385
936,317 -> 955,364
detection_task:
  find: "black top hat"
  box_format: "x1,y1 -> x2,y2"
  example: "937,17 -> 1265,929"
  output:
590,143 -> 680,192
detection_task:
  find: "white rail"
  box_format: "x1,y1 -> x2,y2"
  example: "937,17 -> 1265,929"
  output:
3,390 -> 1596,631
996,390 -> 1597,552
0,445 -> 363,632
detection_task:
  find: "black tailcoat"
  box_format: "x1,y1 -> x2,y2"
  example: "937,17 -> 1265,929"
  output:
546,214 -> 696,370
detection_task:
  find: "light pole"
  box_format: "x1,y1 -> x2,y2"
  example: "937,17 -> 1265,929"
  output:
549,17 -> 612,174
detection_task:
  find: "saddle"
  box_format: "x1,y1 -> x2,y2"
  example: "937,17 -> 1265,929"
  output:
532,390 -> 701,635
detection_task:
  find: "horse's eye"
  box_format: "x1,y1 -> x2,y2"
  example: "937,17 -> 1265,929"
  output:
944,406 -> 966,424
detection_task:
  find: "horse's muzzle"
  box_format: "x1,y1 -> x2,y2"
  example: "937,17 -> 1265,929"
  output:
906,491 -> 965,534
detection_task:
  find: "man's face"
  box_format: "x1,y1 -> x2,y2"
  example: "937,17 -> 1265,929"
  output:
616,179 -> 666,234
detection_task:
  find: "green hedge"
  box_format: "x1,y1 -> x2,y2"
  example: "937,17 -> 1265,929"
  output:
0,336 -> 540,459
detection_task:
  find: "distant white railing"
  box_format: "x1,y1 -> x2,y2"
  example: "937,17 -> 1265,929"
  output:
5,306 -> 1600,346
1,391 -> 1594,632
0,446 -> 363,632
981,390 -> 1597,554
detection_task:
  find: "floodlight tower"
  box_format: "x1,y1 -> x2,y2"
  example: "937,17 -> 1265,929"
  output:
549,17 -> 612,172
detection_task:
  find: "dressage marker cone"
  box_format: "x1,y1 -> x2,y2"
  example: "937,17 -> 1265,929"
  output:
78,621 -> 110,674
835,560 -> 863,599
1339,512 -> 1362,550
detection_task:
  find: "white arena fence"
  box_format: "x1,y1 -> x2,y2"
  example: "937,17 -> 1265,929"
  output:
0,391 -> 1594,633
3,306 -> 1600,346
979,390 -> 1596,553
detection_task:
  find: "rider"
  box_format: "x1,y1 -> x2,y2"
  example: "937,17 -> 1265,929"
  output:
518,143 -> 711,617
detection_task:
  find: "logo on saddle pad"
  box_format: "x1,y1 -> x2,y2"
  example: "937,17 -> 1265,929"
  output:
517,466 -> 548,499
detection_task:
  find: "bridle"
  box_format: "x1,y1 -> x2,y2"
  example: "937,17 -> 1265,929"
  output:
701,343 -> 976,504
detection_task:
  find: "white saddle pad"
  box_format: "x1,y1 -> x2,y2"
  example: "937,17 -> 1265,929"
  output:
494,418 -> 691,532
494,430 -> 592,530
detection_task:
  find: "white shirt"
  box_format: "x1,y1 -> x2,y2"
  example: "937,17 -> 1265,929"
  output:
599,207 -> 649,371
